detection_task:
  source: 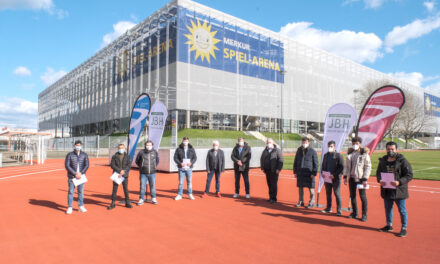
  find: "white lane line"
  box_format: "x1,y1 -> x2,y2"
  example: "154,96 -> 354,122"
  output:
413,167 -> 438,172
0,169 -> 65,180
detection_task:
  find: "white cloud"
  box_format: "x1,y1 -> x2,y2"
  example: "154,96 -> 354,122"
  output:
13,66 -> 31,76
101,21 -> 136,48
0,0 -> 68,19
0,97 -> 38,129
385,15 -> 440,52
425,81 -> 440,95
424,1 -> 436,12
343,0 -> 389,9
279,22 -> 383,63
40,67 -> 67,86
388,72 -> 424,87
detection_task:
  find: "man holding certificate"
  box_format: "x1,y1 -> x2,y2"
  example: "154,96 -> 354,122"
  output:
376,141 -> 413,237
173,137 -> 197,200
64,140 -> 89,214
107,144 -> 132,210
321,141 -> 344,216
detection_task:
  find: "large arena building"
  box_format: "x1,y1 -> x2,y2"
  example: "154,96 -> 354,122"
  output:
38,0 -> 440,137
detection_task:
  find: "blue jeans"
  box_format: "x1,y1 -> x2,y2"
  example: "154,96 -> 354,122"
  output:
178,169 -> 193,195
205,170 -> 221,193
67,178 -> 84,207
140,173 -> 156,200
384,198 -> 408,228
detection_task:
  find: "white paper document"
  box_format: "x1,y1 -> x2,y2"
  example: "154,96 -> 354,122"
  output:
183,158 -> 191,171
72,174 -> 88,186
381,173 -> 396,189
322,171 -> 333,184
110,172 -> 125,185
357,184 -> 370,189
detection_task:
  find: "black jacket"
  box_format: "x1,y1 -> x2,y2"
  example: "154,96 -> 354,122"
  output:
110,152 -> 131,177
206,149 -> 225,172
376,153 -> 413,200
260,146 -> 283,173
173,143 -> 197,168
293,147 -> 319,188
231,143 -> 252,171
135,149 -> 160,174
321,152 -> 344,183
65,151 -> 89,179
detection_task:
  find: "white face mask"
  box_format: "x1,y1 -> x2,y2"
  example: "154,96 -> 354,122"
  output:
267,143 -> 274,149
302,143 -> 309,149
328,147 -> 335,153
183,141 -> 189,146
353,144 -> 360,150
213,146 -> 219,150
118,149 -> 125,154
238,141 -> 244,147
74,146 -> 81,151
146,146 -> 153,151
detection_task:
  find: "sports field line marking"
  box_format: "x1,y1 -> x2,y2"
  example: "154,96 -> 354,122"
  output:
0,165 -> 64,173
0,169 -> 65,180
413,167 -> 439,172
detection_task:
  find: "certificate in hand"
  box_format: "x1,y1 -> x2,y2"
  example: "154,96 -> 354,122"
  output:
72,174 -> 88,187
322,171 -> 332,183
110,172 -> 125,185
183,158 -> 191,171
380,172 -> 396,189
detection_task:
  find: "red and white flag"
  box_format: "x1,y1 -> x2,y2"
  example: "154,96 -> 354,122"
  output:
357,85 -> 405,155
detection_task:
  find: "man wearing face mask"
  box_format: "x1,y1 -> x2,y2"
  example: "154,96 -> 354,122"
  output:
260,138 -> 284,204
173,137 -> 197,200
108,144 -> 132,210
64,140 -> 89,214
376,142 -> 413,237
203,140 -> 225,198
293,137 -> 318,208
135,140 -> 160,205
321,141 -> 344,215
344,136 -> 371,222
231,137 -> 252,198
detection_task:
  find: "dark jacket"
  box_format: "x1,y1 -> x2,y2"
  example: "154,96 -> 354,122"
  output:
321,152 -> 344,183
206,149 -> 225,172
231,143 -> 252,171
260,146 -> 284,173
110,152 -> 131,177
376,153 -> 413,200
135,149 -> 160,174
65,151 -> 89,179
173,143 -> 197,169
293,146 -> 319,188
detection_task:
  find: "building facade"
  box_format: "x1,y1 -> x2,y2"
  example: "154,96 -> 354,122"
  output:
38,0 -> 440,137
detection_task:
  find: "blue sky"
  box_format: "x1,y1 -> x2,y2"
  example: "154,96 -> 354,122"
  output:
0,0 -> 439,129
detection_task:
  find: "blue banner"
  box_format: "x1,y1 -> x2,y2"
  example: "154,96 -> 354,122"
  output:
178,6 -> 284,83
425,93 -> 440,117
128,93 -> 151,161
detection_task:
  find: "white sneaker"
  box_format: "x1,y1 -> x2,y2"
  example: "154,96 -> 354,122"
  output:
66,207 -> 73,214
246,194 -> 250,199
137,199 -> 144,206
152,198 -> 158,204
188,194 -> 195,200
79,206 -> 87,213
233,193 -> 239,198
174,195 -> 182,201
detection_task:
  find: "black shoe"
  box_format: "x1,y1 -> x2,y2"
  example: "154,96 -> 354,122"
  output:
267,199 -> 272,202
336,211 -> 342,216
125,203 -> 133,208
361,215 -> 367,222
306,203 -> 314,209
270,200 -> 276,204
296,201 -> 304,207
107,203 -> 115,210
321,208 -> 332,213
348,213 -> 358,219
379,226 -> 393,232
397,228 -> 407,237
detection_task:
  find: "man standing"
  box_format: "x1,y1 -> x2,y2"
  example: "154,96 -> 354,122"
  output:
293,137 -> 318,208
344,137 -> 371,222
108,144 -> 132,210
173,137 -> 197,200
260,138 -> 283,204
135,140 -> 160,205
64,140 -> 89,214
321,140 -> 344,215
377,142 -> 413,237
231,137 -> 252,199
203,140 -> 225,198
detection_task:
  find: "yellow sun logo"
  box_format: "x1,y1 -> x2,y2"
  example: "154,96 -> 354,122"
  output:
184,19 -> 220,63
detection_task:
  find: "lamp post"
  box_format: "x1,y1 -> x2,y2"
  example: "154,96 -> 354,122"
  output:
352,89 -> 360,137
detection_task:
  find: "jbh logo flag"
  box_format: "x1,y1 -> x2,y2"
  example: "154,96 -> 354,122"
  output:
318,103 -> 358,193
357,85 -> 405,155
148,101 -> 168,151
128,93 -> 151,161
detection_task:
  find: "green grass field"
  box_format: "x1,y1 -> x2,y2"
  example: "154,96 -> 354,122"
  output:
282,150 -> 440,181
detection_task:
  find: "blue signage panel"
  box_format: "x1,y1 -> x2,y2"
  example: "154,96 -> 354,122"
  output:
177,6 -> 284,83
424,93 -> 440,117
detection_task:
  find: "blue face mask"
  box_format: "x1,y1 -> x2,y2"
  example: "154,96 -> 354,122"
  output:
118,149 -> 125,154
74,146 -> 81,151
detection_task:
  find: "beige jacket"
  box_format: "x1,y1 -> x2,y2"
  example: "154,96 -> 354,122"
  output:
344,147 -> 371,182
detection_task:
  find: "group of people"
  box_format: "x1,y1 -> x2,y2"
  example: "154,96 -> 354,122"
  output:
65,135 -> 413,237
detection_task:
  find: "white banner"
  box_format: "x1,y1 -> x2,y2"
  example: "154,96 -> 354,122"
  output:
148,101 -> 168,151
318,103 -> 358,193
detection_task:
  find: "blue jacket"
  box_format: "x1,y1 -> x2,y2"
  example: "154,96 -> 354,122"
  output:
65,151 -> 90,179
